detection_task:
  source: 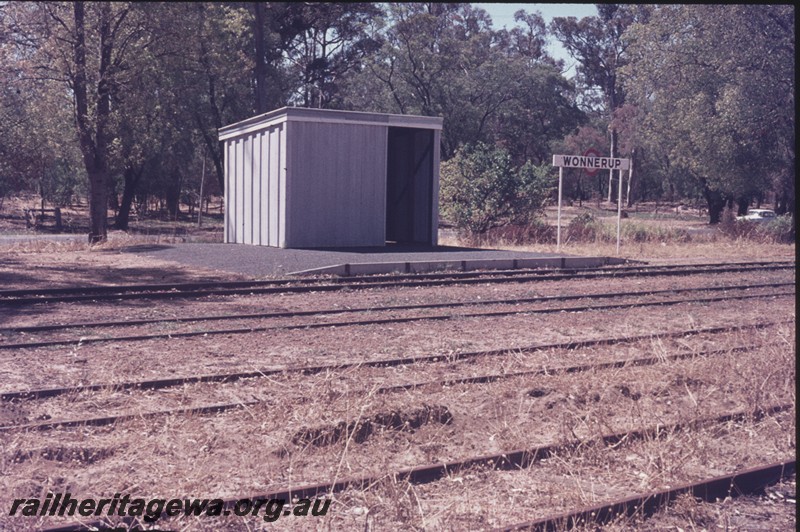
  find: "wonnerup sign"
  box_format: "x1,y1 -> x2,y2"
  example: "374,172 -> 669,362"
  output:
552,154 -> 630,171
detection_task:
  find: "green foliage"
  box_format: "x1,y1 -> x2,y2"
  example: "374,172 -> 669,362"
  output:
351,3 -> 583,162
440,143 -> 554,235
40,159 -> 87,206
622,5 -> 794,221
761,215 -> 796,243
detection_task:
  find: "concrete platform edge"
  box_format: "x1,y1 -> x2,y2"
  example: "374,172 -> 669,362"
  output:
290,256 -> 642,276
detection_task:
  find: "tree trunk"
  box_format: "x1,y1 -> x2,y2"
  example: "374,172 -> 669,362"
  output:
598,172 -> 603,199
607,127 -> 618,203
72,2 -> 115,244
116,188 -> 134,230
115,166 -> 141,230
88,169 -> 109,242
165,172 -> 181,218
736,197 -> 749,216
253,2 -> 268,114
195,4 -> 226,194
703,186 -> 726,224
625,147 -> 635,207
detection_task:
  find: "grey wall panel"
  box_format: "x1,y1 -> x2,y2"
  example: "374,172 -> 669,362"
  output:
252,133 -> 260,245
286,121 -> 386,248
278,124 -> 287,247
243,135 -> 252,245
268,127 -> 280,246
258,131 -> 267,246
253,133 -> 260,244
236,138 -> 245,244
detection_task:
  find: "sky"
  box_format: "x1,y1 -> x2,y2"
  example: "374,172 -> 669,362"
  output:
473,3 -> 598,74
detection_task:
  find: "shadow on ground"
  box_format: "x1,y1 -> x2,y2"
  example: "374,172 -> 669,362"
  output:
0,257 -> 236,327
114,244 -> 176,253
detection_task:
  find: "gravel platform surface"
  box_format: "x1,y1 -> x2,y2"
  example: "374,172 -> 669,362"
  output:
133,243 -> 570,278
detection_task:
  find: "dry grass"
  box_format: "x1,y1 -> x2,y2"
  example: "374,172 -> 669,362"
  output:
440,231 -> 795,263
1,319 -> 793,530
0,230 -> 218,255
0,196 -> 795,531
445,225 -> 794,264
440,202 -> 795,263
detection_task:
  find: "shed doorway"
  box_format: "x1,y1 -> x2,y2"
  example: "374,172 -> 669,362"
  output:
386,127 -> 434,244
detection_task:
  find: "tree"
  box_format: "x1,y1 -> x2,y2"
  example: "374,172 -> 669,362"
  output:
622,5 -> 794,224
279,3 -> 383,109
176,2 -> 255,193
2,1 -> 155,242
0,33 -> 85,208
551,5 -> 650,202
357,3 -> 582,161
555,125 -> 609,203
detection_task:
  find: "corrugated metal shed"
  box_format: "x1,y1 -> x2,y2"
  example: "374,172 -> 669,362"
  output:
218,107 -> 443,248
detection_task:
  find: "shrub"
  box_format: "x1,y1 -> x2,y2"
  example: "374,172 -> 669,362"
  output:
440,143 -> 554,235
566,213 -> 607,242
756,214 -> 794,243
719,210 -> 794,243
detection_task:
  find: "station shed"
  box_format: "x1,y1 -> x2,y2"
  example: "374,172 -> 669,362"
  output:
218,107 -> 443,248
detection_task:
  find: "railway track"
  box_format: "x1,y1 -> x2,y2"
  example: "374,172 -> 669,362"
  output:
0,260 -> 793,306
3,260 -> 793,532
39,405 -> 794,531
3,280 -> 793,335
0,333 -> 785,431
500,460 -> 796,531
1,319 -> 790,402
1,286 -> 793,351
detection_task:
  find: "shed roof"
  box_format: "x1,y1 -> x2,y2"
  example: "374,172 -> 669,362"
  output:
219,107 -> 443,141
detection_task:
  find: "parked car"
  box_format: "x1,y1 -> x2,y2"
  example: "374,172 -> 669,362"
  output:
736,209 -> 777,222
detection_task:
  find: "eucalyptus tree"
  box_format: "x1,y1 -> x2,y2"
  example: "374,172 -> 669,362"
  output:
0,24 -> 85,209
623,4 -> 794,224
0,1 -> 158,242
168,2 -> 256,193
551,5 -> 650,201
359,3 -> 582,161
277,2 -> 384,109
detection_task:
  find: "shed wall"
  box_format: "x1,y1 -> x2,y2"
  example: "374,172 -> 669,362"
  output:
224,122 -> 286,246
285,121 -> 387,248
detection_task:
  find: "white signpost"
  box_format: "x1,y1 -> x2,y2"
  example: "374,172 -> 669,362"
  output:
552,154 -> 632,254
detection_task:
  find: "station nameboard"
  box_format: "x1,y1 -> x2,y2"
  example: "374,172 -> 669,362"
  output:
552,154 -> 630,171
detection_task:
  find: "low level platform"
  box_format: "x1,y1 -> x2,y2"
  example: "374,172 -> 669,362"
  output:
138,243 -> 639,278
